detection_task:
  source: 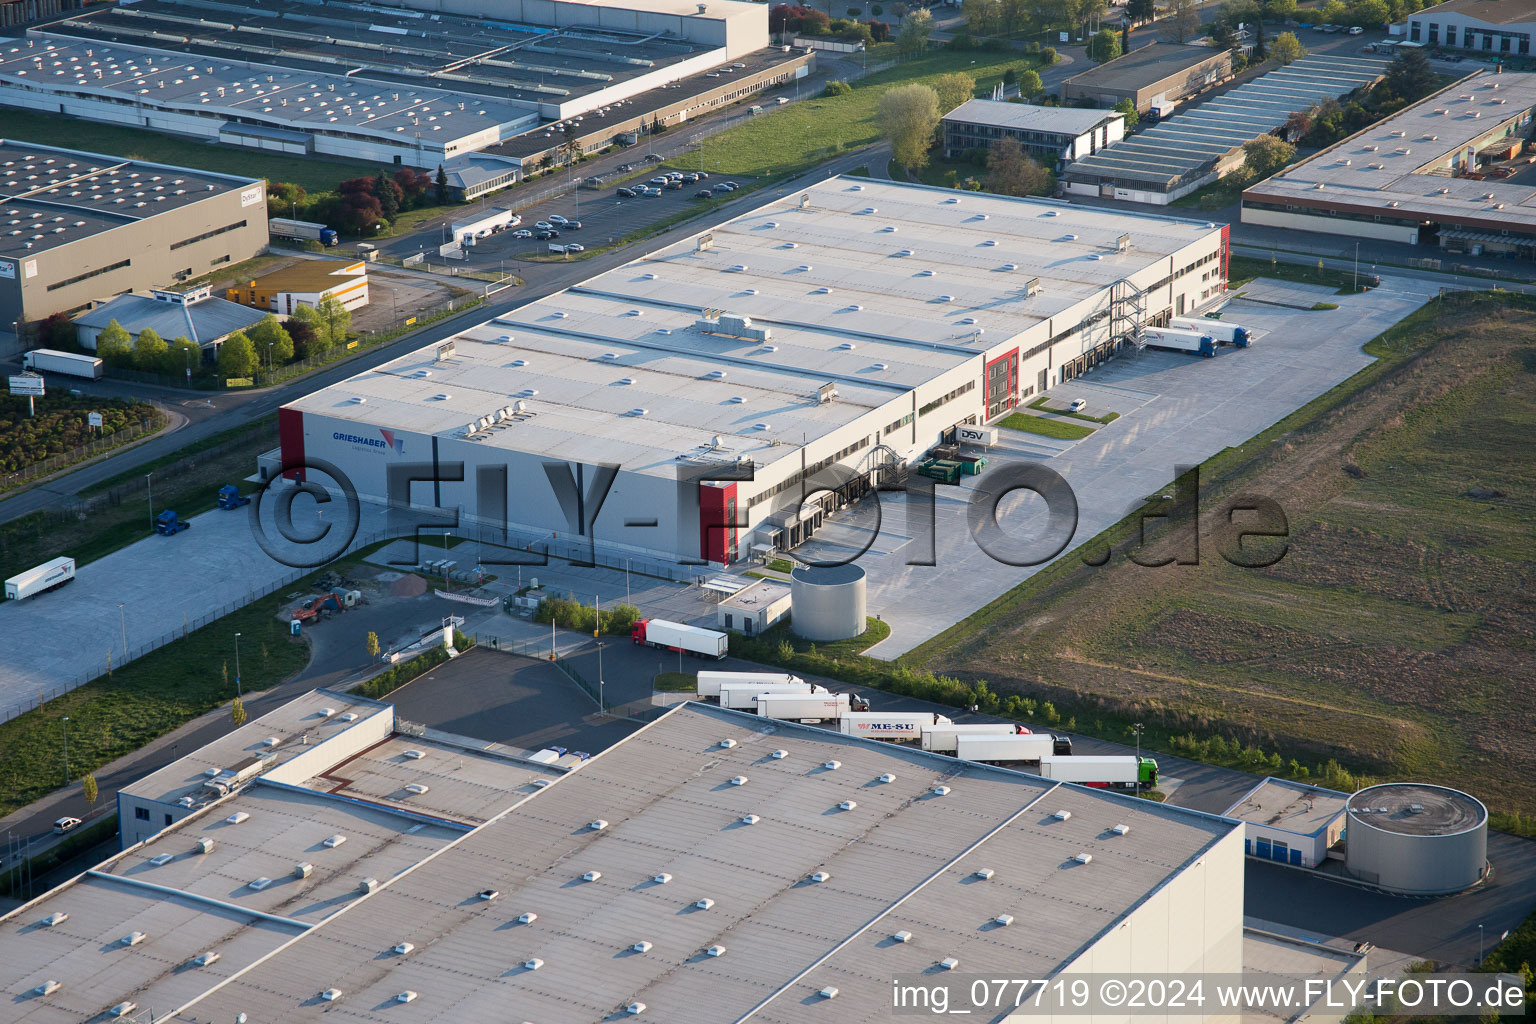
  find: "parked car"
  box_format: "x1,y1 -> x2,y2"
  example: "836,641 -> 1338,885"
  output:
695,189 -> 714,198
1348,24 -> 1362,34
666,171 -> 683,181
649,176 -> 670,186
645,153 -> 664,163
696,171 -> 710,180
535,220 -> 554,231
712,183 -> 734,194
535,228 -> 561,239
665,179 -> 684,189
511,228 -> 533,238
617,186 -> 636,198
776,96 -> 790,105
564,242 -> 586,252
53,816 -> 81,834
1068,399 -> 1088,413
564,219 -> 583,229
681,172 -> 699,183
616,162 -> 635,172
643,185 -> 664,196
548,214 -> 569,226
724,181 -> 741,190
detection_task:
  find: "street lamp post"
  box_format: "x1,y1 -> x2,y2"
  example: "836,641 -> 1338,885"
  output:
1133,722 -> 1144,764
61,716 -> 70,785
596,640 -> 605,711
1354,241 -> 1360,292
118,602 -> 127,659
1478,924 -> 1484,964
234,632 -> 243,698
146,472 -> 154,532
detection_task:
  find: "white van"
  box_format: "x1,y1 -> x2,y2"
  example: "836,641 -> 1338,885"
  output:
1348,25 -> 1363,34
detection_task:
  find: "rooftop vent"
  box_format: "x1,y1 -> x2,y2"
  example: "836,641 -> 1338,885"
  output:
110,1002 -> 138,1018
42,912 -> 68,927
193,951 -> 221,967
808,870 -> 831,883
893,930 -> 913,943
820,986 -> 840,999
248,877 -> 273,891
917,269 -> 935,277
323,835 -> 346,848
589,819 -> 609,831
653,873 -> 672,885
627,1002 -> 646,1015
226,811 -> 250,825
617,377 -> 635,386
150,854 -> 174,867
196,837 -> 214,855
629,408 -> 648,417
838,800 -> 857,811
741,813 -> 760,825
719,738 -> 737,749
581,870 -> 602,882
1075,853 -> 1094,865
122,931 -> 147,946
862,207 -> 877,214
878,772 -> 896,783
695,898 -> 715,910
397,991 -> 418,1004
881,225 -> 897,232
931,785 -> 951,797
823,760 -> 841,771
523,958 -> 544,971
321,989 -> 342,1002
771,749 -> 788,759
974,868 -> 995,880
995,914 -> 1014,927
360,878 -> 379,894
405,783 -> 430,795
33,980 -> 60,997
518,912 -> 538,924
896,248 -> 913,257
633,940 -> 653,953
1063,233 -> 1078,241
753,422 -> 771,430
394,942 -> 415,955
403,749 -> 425,759
706,944 -> 727,957
940,957 -> 960,971
340,712 -> 358,722
478,889 -> 500,901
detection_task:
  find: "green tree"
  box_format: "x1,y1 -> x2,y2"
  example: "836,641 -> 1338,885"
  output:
1211,19 -> 1238,49
879,83 -> 941,170
374,169 -> 400,220
1126,0 -> 1156,23
132,326 -> 167,372
267,181 -> 307,216
164,336 -> 202,379
316,293 -> 353,348
1087,27 -> 1122,62
82,773 -> 98,807
435,163 -> 449,204
95,318 -> 132,364
1263,0 -> 1297,17
290,303 -> 329,358
1114,97 -> 1140,130
932,71 -> 976,114
231,696 -> 247,727
1253,14 -> 1268,59
1270,30 -> 1305,64
1016,68 -> 1043,98
1039,46 -> 1057,65
248,313 -> 295,364
1170,0 -> 1200,41
1387,45 -> 1434,98
897,7 -> 933,54
1352,0 -> 1389,26
985,137 -> 1052,196
217,330 -> 258,379
1320,0 -> 1347,21
1242,134 -> 1296,181
366,631 -> 380,658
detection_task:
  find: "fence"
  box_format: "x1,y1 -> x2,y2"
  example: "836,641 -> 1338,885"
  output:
0,415 -> 164,493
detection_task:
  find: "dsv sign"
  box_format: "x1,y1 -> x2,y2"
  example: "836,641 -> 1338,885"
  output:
250,457 -> 1288,571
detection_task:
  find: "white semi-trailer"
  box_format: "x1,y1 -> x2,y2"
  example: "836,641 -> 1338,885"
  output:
22,349 -> 104,380
1171,316 -> 1251,347
839,711 -> 952,742
632,618 -> 728,659
1038,755 -> 1158,790
919,723 -> 1025,753
1141,327 -> 1216,358
955,733 -> 1057,764
718,681 -> 827,711
4,556 -> 76,601
696,670 -> 802,699
754,692 -> 868,722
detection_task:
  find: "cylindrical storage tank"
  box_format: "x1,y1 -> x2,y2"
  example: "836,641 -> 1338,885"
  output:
1344,783 -> 1488,895
790,563 -> 866,642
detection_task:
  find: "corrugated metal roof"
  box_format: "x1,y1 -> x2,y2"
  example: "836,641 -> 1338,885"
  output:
1066,56 -> 1391,190
74,291 -> 267,346
942,98 -> 1123,137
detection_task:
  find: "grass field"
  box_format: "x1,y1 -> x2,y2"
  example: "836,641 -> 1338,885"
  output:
1028,395 -> 1120,424
1229,254 -> 1381,295
0,589 -> 308,817
1,110 -> 380,193
697,52 -> 1040,180
916,290 -> 1536,816
998,411 -> 1095,439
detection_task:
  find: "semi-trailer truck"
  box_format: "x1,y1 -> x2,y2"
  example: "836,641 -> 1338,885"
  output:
1037,755 -> 1158,790
717,681 -> 826,711
1171,316 -> 1252,348
22,349 -> 104,380
920,723 -> 1026,753
754,692 -> 868,722
839,711 -> 952,742
1141,327 -> 1216,358
955,733 -> 1057,765
268,217 -> 340,246
696,670 -> 802,699
632,618 -> 728,659
4,556 -> 76,601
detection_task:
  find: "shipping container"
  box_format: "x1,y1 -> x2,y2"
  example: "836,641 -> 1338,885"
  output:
633,618 -> 728,659
22,349 -> 103,380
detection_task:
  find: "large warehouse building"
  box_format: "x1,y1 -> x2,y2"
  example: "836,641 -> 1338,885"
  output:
0,139 -> 265,327
278,178 -> 1228,568
1405,0 -> 1536,56
1241,71 -> 1536,258
2,692 -> 1245,1024
0,0 -> 786,167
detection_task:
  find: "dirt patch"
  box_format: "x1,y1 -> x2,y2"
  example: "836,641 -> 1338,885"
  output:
390,574 -> 428,598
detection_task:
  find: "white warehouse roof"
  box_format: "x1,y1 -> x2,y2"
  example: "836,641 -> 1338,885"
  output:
285,177 -> 1223,476
943,97 -> 1124,136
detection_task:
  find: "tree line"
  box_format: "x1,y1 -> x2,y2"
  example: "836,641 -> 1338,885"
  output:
269,167 -> 447,238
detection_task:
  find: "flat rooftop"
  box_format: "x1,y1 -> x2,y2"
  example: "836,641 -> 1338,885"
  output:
286,177 -> 1221,475
46,0 -> 713,109
1223,778 -> 1349,837
1061,42 -> 1226,93
1416,0 -> 1536,24
718,577 -> 789,610
942,97 -> 1123,135
1242,72 -> 1536,233
0,138 -> 256,259
0,34 -> 538,145
1347,784 -> 1487,836
1067,55 -> 1390,189
178,703 -> 1239,1024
